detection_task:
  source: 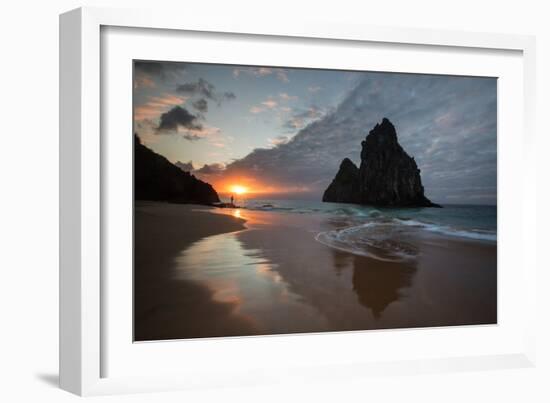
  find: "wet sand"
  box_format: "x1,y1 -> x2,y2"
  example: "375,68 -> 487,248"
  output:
134,201 -> 256,341
134,201 -> 496,341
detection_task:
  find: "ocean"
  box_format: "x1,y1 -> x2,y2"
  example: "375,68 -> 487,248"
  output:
236,198 -> 497,261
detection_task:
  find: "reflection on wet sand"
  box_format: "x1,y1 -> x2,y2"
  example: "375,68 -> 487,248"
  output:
328,248 -> 417,318
351,255 -> 417,318
175,231 -> 329,334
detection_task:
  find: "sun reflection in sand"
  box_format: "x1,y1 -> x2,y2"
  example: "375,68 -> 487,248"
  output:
233,208 -> 241,219
174,230 -> 327,332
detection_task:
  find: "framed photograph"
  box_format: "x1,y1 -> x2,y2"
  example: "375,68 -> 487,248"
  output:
60,7 -> 537,396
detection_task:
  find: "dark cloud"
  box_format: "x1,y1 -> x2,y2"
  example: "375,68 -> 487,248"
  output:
177,78 -> 216,99
194,163 -> 225,176
182,133 -> 204,141
134,61 -> 185,79
175,161 -> 194,172
192,98 -> 208,113
221,72 -> 497,204
176,78 -> 237,106
224,92 -> 236,101
156,106 -> 203,134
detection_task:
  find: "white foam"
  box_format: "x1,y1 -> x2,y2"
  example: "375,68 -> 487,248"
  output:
393,218 -> 497,242
315,217 -> 496,261
315,222 -> 418,262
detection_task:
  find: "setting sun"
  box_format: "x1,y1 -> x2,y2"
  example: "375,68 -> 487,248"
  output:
230,185 -> 248,195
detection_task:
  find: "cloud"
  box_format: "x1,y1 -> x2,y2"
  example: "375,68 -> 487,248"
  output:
276,70 -> 289,83
156,106 -> 203,134
249,98 -> 280,114
192,98 -> 208,113
268,135 -> 290,146
194,162 -> 226,176
182,133 -> 203,141
182,125 -> 222,142
261,99 -> 278,109
308,86 -> 322,93
233,67 -> 271,78
176,78 -> 236,106
279,93 -> 298,101
282,106 -> 325,131
133,119 -> 160,145
134,75 -> 156,89
176,78 -> 216,99
175,161 -> 194,172
134,61 -> 186,80
217,72 -> 497,204
233,67 -> 290,83
250,106 -> 264,114
134,94 -> 187,121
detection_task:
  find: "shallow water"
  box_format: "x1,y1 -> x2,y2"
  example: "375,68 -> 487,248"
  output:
241,199 -> 497,243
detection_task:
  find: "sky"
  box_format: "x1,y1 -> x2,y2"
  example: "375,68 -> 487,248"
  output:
134,60 -> 497,205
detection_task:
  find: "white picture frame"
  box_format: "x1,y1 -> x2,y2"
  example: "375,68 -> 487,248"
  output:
59,6 -> 537,396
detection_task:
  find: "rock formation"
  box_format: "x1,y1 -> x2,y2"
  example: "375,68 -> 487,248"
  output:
321,158 -> 361,204
134,134 -> 220,204
322,118 -> 440,207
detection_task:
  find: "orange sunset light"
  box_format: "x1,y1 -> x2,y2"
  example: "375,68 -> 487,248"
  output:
230,185 -> 248,195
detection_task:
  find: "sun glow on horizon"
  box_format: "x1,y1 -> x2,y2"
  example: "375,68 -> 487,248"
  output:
214,181 -> 311,197
230,185 -> 248,195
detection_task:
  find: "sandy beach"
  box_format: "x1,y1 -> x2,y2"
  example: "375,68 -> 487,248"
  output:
134,201 -> 255,341
135,201 -> 496,341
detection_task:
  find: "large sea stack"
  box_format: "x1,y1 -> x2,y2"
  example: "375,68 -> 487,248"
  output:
322,118 -> 440,207
134,134 -> 220,204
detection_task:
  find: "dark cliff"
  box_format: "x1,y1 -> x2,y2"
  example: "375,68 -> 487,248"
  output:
134,134 -> 220,204
322,118 -> 440,207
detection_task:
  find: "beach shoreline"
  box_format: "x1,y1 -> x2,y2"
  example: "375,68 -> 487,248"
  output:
135,201 -> 496,341
134,201 -> 254,341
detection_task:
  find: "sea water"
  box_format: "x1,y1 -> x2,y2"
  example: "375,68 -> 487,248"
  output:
240,199 -> 496,260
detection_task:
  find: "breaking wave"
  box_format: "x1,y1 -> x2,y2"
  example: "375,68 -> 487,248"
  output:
315,218 -> 496,261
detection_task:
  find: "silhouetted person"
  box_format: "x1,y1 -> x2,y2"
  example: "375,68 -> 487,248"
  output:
230,195 -> 234,206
